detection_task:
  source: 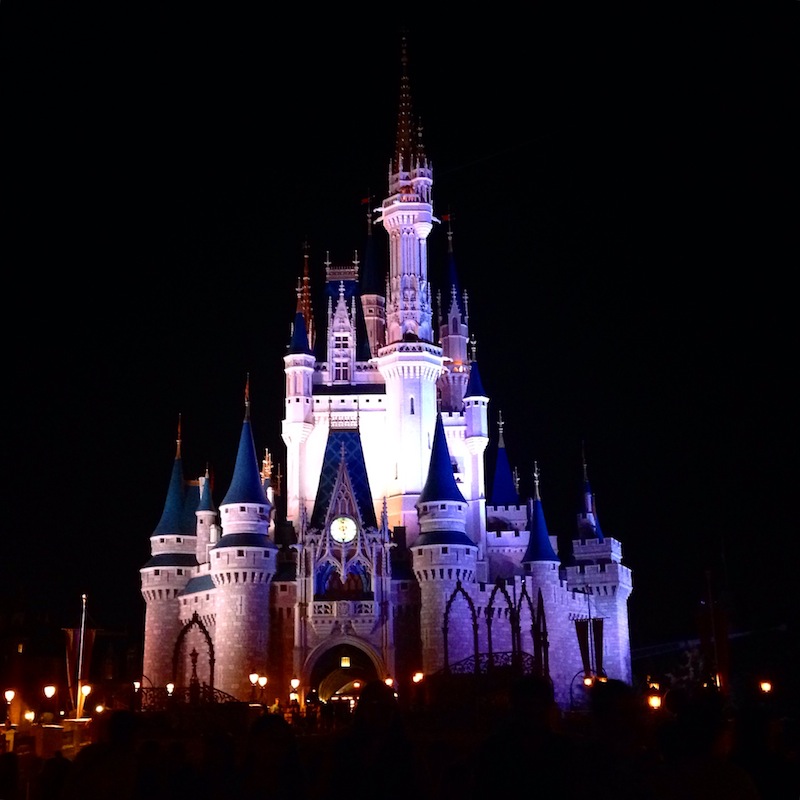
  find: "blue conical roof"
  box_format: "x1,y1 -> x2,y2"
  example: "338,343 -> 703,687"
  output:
418,414 -> 467,504
464,361 -> 486,398
198,470 -> 216,513
490,436 -> 518,506
288,310 -> 313,355
221,399 -> 269,506
154,454 -> 187,535
522,473 -> 559,563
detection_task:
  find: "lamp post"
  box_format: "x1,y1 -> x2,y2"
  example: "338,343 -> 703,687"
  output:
258,675 -> 268,703
249,673 -> 259,702
43,685 -> 56,723
4,690 -> 14,727
77,684 -> 92,719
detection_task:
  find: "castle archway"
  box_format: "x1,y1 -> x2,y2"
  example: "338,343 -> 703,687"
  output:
304,638 -> 385,701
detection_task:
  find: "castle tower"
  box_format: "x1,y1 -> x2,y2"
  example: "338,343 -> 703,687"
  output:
140,416 -> 198,687
282,307 -> 315,527
462,355 -> 489,554
375,36 -> 443,539
412,413 -> 478,673
209,379 -> 278,698
195,466 -> 217,566
565,457 -> 634,684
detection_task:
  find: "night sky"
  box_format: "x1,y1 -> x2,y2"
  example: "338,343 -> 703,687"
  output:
4,8 -> 796,663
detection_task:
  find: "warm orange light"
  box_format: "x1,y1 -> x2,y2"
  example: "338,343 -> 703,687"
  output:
759,680 -> 772,694
44,685 -> 56,699
249,673 -> 259,686
647,693 -> 663,710
258,676 -> 267,688
412,672 -> 424,684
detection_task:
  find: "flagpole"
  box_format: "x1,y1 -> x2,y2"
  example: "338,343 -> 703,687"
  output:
76,594 -> 87,718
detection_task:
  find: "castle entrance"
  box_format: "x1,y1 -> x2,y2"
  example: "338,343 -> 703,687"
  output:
308,642 -> 381,702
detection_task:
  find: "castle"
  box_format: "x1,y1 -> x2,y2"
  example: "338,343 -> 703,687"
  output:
140,41 -> 633,712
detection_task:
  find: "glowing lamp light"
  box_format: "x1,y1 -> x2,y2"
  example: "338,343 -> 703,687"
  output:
340,656 -> 351,668
133,681 -> 141,692
81,684 -> 92,698
384,677 -> 394,687
24,711 -> 35,723
165,683 -> 175,697
290,678 -> 300,690
4,690 -> 15,704
249,673 -> 259,686
258,676 -> 268,688
44,685 -> 56,699
647,693 -> 663,710
759,680 -> 772,694
582,675 -> 594,687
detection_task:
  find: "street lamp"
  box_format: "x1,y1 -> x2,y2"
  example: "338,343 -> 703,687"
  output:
258,675 -> 268,702
77,684 -> 92,719
249,673 -> 259,702
43,685 -> 56,723
4,690 -> 14,727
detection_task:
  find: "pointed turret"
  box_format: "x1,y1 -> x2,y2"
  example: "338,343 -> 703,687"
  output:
154,415 -> 191,535
221,377 -> 270,508
577,445 -> 604,541
141,415 -> 198,687
416,414 -> 473,546
296,247 -> 316,351
211,377 -> 276,697
195,465 -> 218,564
490,411 -> 519,506
522,463 -> 559,564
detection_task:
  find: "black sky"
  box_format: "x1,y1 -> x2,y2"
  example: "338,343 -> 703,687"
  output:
3,8 -> 797,658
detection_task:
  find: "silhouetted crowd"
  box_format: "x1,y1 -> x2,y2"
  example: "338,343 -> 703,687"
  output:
0,677 -> 797,799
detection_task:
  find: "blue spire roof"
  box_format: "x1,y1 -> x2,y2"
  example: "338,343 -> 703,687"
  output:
221,387 -> 269,506
154,453 -> 187,535
197,469 -> 216,513
288,310 -> 313,355
522,467 -> 559,563
418,414 -> 467,504
490,414 -> 518,506
464,361 -> 486,398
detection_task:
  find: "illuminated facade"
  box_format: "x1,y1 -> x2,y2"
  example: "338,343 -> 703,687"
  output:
140,41 -> 633,709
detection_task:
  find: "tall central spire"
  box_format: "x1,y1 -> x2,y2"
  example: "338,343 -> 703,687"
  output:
376,32 -> 436,345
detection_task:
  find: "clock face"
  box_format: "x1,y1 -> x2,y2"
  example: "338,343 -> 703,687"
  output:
331,516 -> 357,544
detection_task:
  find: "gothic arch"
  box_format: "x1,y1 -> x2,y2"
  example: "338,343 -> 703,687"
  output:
172,611 -> 215,689
442,579 -> 479,674
303,635 -> 386,701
